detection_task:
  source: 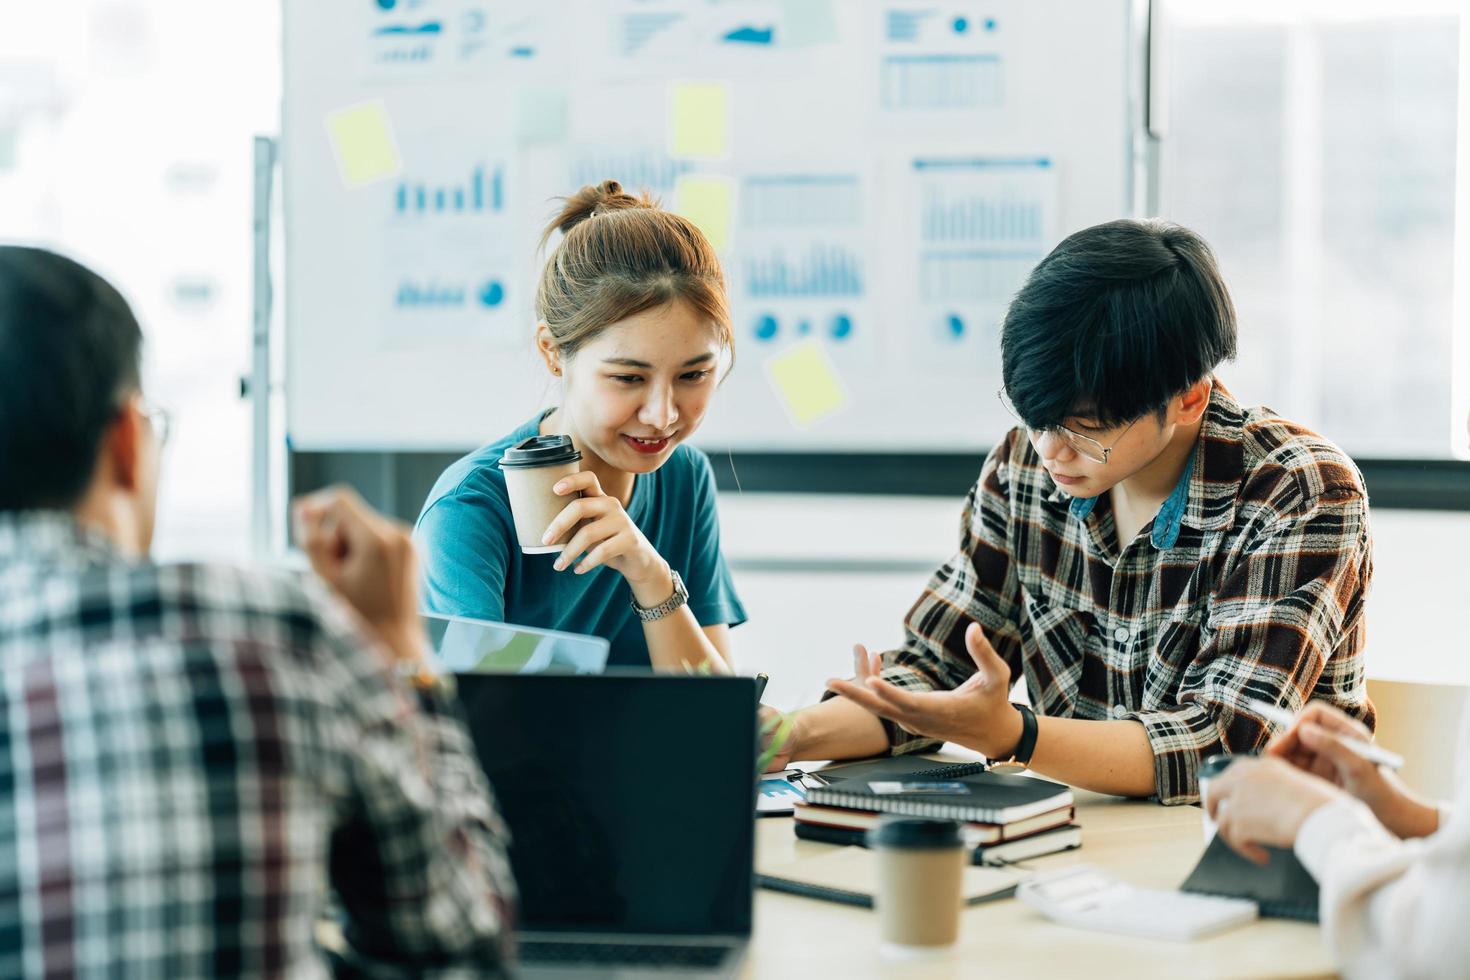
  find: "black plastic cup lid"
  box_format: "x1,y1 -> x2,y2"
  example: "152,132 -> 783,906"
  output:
866,816 -> 963,850
1198,754 -> 1238,781
500,435 -> 582,469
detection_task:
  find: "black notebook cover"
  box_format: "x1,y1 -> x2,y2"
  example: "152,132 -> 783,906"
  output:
1180,835 -> 1320,922
805,765 -> 1072,824
813,756 -> 989,787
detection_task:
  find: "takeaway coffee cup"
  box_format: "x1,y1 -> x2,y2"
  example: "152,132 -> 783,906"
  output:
500,435 -> 583,555
867,817 -> 966,954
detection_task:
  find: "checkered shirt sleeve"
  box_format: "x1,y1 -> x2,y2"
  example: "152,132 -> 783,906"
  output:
302,578 -> 519,972
1126,479 -> 1373,803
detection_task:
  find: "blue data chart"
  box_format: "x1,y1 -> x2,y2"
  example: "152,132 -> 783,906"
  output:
745,245 -> 864,298
911,157 -> 1054,303
940,312 -> 968,342
395,276 -> 507,311
368,0 -> 442,65
723,25 -> 775,45
922,190 -> 1042,243
479,279 -> 506,308
750,311 -> 856,343
913,158 -> 1054,247
393,164 -> 504,216
933,310 -> 1001,344
919,250 -> 1040,304
374,41 -> 436,65
886,9 -> 935,42
887,8 -> 998,42
881,54 -> 1002,110
395,278 -> 465,308
742,175 -> 862,228
373,21 -> 442,37
571,150 -> 692,194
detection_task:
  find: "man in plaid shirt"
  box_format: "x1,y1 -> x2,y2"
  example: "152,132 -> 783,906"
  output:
766,220 -> 1374,805
0,247 -> 516,974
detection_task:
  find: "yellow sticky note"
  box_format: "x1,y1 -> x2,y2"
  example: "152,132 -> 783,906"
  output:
765,340 -> 847,427
670,82 -> 729,159
675,176 -> 733,252
325,99 -> 403,188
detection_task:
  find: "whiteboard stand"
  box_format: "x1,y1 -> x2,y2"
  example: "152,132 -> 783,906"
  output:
249,135 -> 277,560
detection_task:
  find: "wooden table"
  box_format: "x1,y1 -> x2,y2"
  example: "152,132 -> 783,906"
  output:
746,789 -> 1335,978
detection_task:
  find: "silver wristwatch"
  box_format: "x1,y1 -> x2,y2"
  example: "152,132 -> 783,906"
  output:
630,569 -> 689,622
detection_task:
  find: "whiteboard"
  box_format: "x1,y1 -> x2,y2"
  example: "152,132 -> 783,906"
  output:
283,0 -> 1142,451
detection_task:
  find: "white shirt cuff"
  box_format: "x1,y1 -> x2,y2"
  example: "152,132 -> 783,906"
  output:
1294,795 -> 1393,880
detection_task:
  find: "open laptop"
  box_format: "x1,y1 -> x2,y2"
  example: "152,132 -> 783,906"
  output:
424,613 -> 610,675
456,673 -> 757,978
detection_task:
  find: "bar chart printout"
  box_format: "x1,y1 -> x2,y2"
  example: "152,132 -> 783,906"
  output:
380,155 -> 519,345
739,172 -> 869,350
393,163 -> 505,215
912,156 -> 1057,356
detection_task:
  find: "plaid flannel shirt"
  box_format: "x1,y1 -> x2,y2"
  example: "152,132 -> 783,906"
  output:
858,383 -> 1374,804
0,513 -> 516,977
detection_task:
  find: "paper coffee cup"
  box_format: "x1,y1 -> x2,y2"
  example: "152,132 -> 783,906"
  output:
867,817 -> 966,954
500,435 -> 583,555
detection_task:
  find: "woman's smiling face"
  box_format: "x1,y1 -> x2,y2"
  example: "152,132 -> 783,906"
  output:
555,299 -> 723,474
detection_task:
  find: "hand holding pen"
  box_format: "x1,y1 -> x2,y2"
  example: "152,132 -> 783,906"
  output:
1247,698 -> 1403,771
1248,699 -> 1440,841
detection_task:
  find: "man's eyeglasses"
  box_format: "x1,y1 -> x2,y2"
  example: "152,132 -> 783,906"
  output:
138,401 -> 172,448
996,389 -> 1138,466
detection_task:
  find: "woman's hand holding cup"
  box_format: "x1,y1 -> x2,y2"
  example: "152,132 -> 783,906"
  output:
543,470 -> 673,607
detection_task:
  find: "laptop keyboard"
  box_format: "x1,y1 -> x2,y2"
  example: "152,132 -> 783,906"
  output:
520,940 -> 730,969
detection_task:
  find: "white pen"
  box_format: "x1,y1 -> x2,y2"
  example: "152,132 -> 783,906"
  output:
1246,698 -> 1404,771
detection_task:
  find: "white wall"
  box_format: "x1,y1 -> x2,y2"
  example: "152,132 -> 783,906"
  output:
719,495 -> 1470,712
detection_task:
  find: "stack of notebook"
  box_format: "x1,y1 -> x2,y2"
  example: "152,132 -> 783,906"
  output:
793,760 -> 1081,866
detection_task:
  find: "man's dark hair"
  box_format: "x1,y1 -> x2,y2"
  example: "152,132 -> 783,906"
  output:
0,247 -> 143,511
1000,219 -> 1237,431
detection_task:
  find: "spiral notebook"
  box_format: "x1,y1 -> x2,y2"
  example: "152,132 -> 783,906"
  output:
1179,835 -> 1320,922
805,765 -> 1073,825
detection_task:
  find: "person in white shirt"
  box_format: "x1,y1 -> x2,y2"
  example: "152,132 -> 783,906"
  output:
1206,693 -> 1467,979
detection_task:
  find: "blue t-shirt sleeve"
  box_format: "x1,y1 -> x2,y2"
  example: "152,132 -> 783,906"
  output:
414,489 -> 511,622
684,451 -> 747,629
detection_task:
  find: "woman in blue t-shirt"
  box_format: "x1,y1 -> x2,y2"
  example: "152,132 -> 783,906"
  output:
415,180 -> 745,672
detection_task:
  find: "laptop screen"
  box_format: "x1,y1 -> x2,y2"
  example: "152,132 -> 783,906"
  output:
456,673 -> 757,937
423,614 -> 610,675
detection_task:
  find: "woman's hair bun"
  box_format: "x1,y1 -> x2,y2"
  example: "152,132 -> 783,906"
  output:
535,178 -> 734,367
543,179 -> 655,246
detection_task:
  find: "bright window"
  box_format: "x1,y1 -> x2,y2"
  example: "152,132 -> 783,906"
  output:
0,1 -> 280,559
1158,0 -> 1467,459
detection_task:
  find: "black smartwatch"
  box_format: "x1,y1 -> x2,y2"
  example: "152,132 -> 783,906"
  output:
990,703 -> 1039,774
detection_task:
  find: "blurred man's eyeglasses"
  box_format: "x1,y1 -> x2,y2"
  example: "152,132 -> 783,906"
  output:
996,389 -> 1138,465
138,401 -> 172,448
